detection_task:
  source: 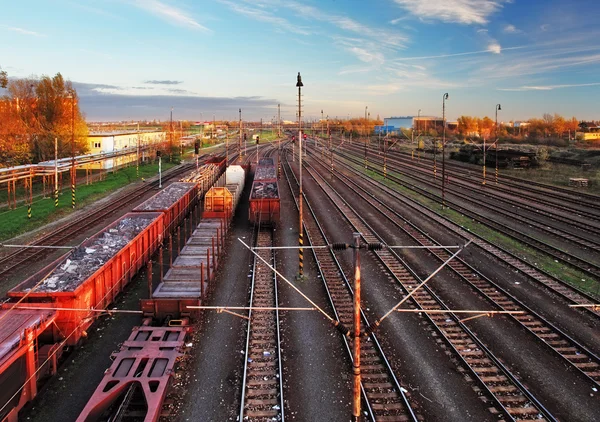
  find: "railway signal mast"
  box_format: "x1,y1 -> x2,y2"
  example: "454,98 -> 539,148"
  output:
442,93 -> 449,208
297,72 -> 304,279
495,104 -> 502,184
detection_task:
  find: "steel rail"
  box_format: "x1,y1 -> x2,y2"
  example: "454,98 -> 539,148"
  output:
340,146 -> 600,286
390,149 -> 600,212
311,151 -> 600,386
239,179 -> 284,420
302,156 -> 555,421
281,151 -> 418,422
332,147 -> 600,312
376,146 -> 600,239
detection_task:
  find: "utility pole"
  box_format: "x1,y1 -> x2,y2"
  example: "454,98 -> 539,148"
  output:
278,104 -> 281,138
495,104 -> 502,184
442,93 -> 449,208
137,121 -> 140,178
352,232 -> 362,422
239,108 -> 242,161
70,93 -> 76,209
297,72 -> 304,278
170,107 -> 173,162
54,137 -> 58,207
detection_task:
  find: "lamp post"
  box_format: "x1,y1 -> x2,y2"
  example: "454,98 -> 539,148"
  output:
442,93 -> 449,208
170,107 -> 173,161
495,104 -> 501,184
297,72 -> 304,278
239,108 -> 242,161
69,92 -> 76,209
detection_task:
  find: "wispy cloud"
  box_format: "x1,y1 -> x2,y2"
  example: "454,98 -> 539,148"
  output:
0,25 -> 44,37
349,47 -> 385,64
218,0 -> 312,35
392,0 -> 510,25
498,82 -> 600,91
131,0 -> 211,32
503,24 -> 520,33
392,45 -> 526,61
144,80 -> 183,85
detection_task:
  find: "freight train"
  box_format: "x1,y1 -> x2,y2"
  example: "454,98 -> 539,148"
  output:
0,157 -> 228,422
76,164 -> 246,421
249,156 -> 280,225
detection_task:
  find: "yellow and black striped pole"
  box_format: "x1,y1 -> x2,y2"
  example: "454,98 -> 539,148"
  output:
71,183 -> 75,208
54,189 -> 58,207
27,204 -> 31,219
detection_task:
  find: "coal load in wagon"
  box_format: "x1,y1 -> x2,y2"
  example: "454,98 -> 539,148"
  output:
254,166 -> 277,180
258,157 -> 275,166
29,217 -> 155,293
251,182 -> 279,199
134,182 -> 195,210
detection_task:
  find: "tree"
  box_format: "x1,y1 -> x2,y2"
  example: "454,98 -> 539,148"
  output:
0,66 -> 7,88
0,72 -> 88,165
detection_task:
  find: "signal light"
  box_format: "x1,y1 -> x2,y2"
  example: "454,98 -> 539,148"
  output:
194,141 -> 199,154
156,150 -> 161,157
303,134 -> 307,140
256,136 -> 259,144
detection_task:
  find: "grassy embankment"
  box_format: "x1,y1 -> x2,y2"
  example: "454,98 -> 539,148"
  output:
0,162 -> 175,242
337,156 -> 599,297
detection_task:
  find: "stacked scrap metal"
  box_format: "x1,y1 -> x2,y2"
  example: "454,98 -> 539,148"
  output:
251,182 -> 278,199
28,216 -> 155,293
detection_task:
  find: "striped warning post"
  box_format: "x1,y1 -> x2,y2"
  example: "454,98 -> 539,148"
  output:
298,232 -> 304,276
71,184 -> 75,208
54,189 -> 58,207
27,204 -> 31,219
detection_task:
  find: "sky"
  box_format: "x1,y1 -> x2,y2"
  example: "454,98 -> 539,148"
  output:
1,0 -> 600,122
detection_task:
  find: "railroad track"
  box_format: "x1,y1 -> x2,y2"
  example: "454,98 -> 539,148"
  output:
307,152 -> 600,386
0,164 -> 194,281
391,149 -> 600,215
372,145 -> 600,221
338,146 -> 600,285
294,154 -> 555,421
282,152 -> 419,421
329,146 -> 600,307
239,228 -> 284,421
379,147 -> 600,240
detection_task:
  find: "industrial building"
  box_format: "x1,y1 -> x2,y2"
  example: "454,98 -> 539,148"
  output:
87,130 -> 166,169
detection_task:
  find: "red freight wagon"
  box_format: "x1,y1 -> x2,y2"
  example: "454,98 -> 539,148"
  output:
249,180 -> 280,225
6,212 -> 163,346
133,182 -> 197,236
0,309 -> 57,422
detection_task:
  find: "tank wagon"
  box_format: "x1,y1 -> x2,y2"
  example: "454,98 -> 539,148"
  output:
78,165 -> 246,421
0,158 -> 226,421
249,156 -> 280,225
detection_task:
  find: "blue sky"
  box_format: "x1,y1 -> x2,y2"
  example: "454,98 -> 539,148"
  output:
1,0 -> 599,122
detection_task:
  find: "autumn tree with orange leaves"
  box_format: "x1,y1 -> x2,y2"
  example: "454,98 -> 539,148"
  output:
0,72 -> 88,166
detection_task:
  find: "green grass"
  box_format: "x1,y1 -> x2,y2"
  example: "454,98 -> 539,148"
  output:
339,156 -> 599,297
503,163 -> 600,194
0,162 -> 175,242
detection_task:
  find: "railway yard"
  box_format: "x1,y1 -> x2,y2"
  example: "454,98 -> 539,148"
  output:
1,134 -> 599,422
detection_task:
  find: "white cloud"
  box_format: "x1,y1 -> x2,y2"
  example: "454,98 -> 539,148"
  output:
349,47 -> 385,64
132,0 -> 211,32
503,24 -> 520,33
488,42 -> 502,54
498,82 -> 600,91
0,25 -> 44,36
218,0 -> 311,35
392,0 -> 509,25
